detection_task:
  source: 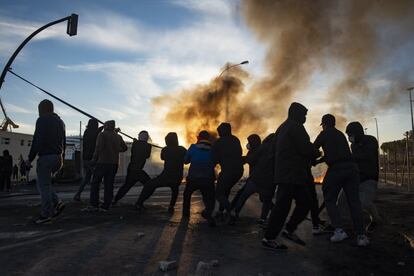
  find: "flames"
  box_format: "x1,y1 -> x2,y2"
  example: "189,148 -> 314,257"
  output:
314,173 -> 326,184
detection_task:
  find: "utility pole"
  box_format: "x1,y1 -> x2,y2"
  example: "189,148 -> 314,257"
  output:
405,131 -> 411,191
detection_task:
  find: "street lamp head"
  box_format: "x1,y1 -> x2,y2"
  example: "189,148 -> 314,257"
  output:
67,14 -> 78,36
240,60 -> 249,65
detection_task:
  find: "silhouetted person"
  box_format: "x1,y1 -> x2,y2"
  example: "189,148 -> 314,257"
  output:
89,120 -> 127,211
0,151 -> 12,191
73,118 -> 103,201
12,164 -> 19,180
231,134 -> 262,219
314,114 -> 369,247
27,99 -> 66,224
251,133 -> 277,225
262,102 -> 319,251
136,132 -> 186,212
182,130 -> 216,226
19,155 -> 27,182
346,121 -> 381,231
113,130 -> 152,204
212,122 -> 243,225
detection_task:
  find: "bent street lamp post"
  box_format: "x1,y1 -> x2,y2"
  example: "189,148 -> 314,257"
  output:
0,14 -> 78,92
217,60 -> 249,121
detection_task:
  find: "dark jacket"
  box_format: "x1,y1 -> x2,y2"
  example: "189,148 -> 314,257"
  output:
314,127 -> 354,167
129,140 -> 152,170
212,123 -> 243,175
82,119 -> 103,161
273,103 -> 319,185
160,132 -> 187,181
93,121 -> 127,164
346,122 -> 379,181
185,140 -> 215,180
251,134 -> 275,193
29,113 -> 66,162
244,134 -> 262,176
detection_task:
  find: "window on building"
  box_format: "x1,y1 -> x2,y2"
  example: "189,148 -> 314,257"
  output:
27,140 -> 32,146
20,139 -> 25,146
1,138 -> 10,145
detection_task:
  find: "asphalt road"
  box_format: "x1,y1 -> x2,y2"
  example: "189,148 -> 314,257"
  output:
0,183 -> 413,275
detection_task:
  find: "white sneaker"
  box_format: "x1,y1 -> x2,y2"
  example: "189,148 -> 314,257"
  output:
357,235 -> 370,247
330,228 -> 348,243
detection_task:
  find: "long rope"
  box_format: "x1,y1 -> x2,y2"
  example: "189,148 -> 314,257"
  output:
7,69 -> 163,148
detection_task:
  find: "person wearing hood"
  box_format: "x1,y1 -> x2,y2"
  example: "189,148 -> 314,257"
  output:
136,132 -> 187,212
231,134 -> 262,219
113,130 -> 152,204
182,130 -> 216,226
73,118 -> 103,201
262,102 -> 320,251
345,121 -> 381,231
313,114 -> 369,247
27,99 -> 66,224
88,120 -> 127,211
212,122 -> 244,225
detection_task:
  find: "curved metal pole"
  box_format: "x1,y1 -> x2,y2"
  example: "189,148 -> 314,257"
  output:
0,16 -> 71,91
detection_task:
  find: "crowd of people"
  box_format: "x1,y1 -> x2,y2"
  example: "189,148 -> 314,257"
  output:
27,99 -> 381,251
0,151 -> 31,192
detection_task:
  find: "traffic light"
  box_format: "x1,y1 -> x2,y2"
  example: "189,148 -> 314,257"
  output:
67,14 -> 78,36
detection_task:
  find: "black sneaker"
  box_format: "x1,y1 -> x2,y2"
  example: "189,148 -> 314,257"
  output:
35,216 -> 52,224
281,230 -> 306,246
262,238 -> 288,251
53,201 -> 65,218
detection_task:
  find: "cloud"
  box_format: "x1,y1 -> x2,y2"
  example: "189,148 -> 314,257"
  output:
3,103 -> 34,114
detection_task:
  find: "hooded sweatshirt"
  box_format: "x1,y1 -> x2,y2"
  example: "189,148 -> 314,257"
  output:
160,132 -> 187,181
129,140 -> 152,170
313,126 -> 354,167
82,119 -> 103,161
212,123 -> 243,174
93,120 -> 127,164
273,103 -> 319,185
244,134 -> 262,176
185,140 -> 215,180
251,133 -> 275,193
29,113 -> 66,162
346,122 -> 379,181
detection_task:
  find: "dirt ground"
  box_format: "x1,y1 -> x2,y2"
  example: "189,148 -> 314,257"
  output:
0,183 -> 413,275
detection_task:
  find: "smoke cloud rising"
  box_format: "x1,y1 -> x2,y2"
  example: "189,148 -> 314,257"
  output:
153,0 -> 414,144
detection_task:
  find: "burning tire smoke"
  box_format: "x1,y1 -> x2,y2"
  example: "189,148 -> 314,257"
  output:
153,0 -> 414,144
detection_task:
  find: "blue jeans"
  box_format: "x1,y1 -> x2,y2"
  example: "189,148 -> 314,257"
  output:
36,154 -> 63,217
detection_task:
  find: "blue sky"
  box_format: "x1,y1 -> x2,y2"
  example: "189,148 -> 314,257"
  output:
0,0 -> 413,146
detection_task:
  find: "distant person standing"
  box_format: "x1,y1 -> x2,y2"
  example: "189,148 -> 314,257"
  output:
73,118 -> 103,201
262,102 -> 319,251
89,120 -> 127,211
212,122 -> 244,225
136,132 -> 186,212
113,130 -> 152,204
346,121 -> 382,232
27,99 -> 66,224
19,155 -> 27,182
314,114 -> 369,247
12,164 -> 19,180
1,150 -> 12,192
182,130 -> 216,226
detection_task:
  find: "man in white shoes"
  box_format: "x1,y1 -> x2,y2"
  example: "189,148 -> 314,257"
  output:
314,114 -> 369,247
